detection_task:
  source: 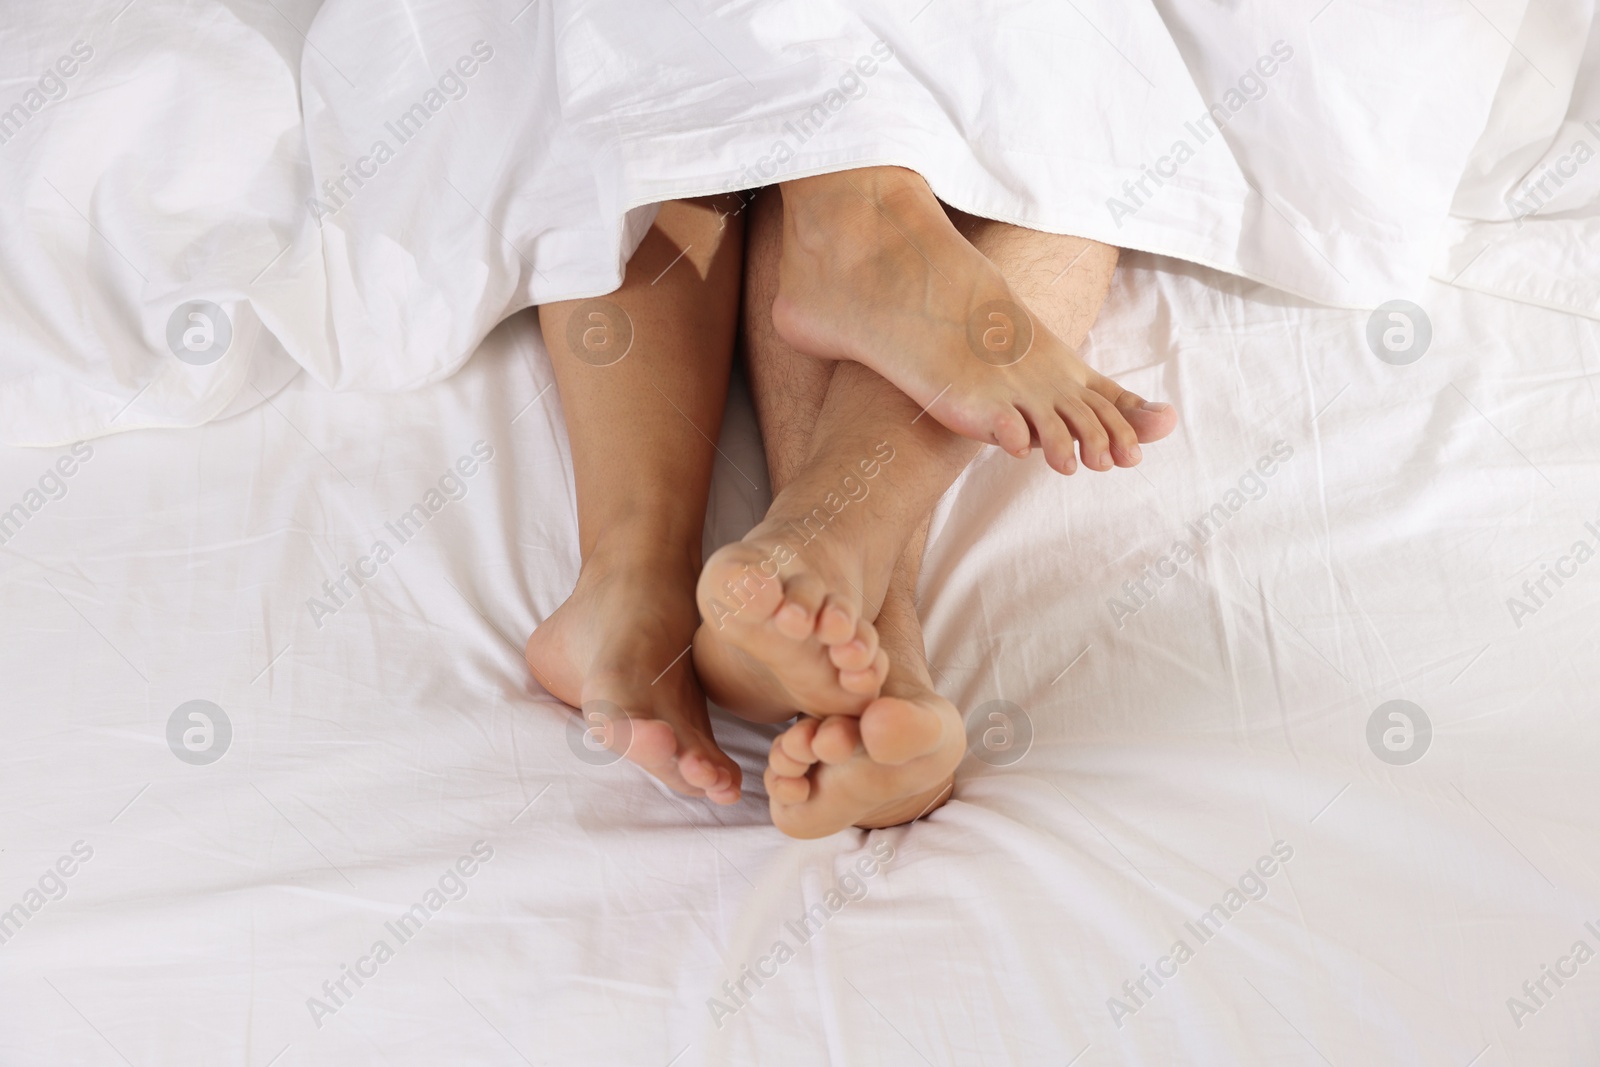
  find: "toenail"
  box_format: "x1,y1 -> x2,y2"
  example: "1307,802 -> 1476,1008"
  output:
1128,445 -> 1142,462
1142,401 -> 1171,412
1098,452 -> 1112,467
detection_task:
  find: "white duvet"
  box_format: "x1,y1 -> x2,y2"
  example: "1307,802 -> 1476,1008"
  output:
5,0 -> 1596,445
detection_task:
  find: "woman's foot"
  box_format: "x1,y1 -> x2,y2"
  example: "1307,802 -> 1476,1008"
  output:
526,540 -> 742,804
773,166 -> 1177,473
762,661 -> 964,839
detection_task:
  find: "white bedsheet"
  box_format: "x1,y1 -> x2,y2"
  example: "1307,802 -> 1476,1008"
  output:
3,254 -> 1598,1066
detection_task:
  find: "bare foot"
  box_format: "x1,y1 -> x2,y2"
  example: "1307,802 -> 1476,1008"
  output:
762,663 -> 964,839
773,166 -> 1178,473
692,511 -> 890,723
526,542 -> 742,804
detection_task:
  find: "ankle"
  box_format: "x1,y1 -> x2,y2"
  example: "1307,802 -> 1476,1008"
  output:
582,526 -> 701,585
875,600 -> 934,691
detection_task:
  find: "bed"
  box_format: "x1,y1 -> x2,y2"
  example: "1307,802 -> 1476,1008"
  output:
4,251 -> 1597,1064
4,2 -> 1599,1064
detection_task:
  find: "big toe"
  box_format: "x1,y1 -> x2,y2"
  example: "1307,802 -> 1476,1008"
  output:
859,695 -> 948,765
1091,372 -> 1177,444
1124,401 -> 1177,443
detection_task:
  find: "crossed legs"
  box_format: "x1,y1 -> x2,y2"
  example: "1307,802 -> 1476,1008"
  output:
695,183 -> 1147,836
526,170 -> 1172,836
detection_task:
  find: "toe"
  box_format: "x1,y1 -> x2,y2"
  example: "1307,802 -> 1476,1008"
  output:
1056,393 -> 1112,472
839,669 -> 878,694
839,648 -> 889,695
680,751 -> 719,788
932,390 -> 1028,455
827,620 -> 880,672
775,572 -> 826,639
780,717 -> 821,764
1080,388 -> 1142,467
991,405 -> 1032,457
813,716 -> 862,764
1088,370 -> 1177,444
610,717 -> 712,797
704,773 -> 741,805
1020,401 -> 1079,475
816,595 -> 858,646
680,745 -> 742,804
765,765 -> 811,805
768,735 -> 812,778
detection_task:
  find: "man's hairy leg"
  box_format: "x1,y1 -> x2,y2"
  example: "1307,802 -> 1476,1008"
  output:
723,185 -> 1126,831
693,188 -> 980,726
764,206 -> 1145,835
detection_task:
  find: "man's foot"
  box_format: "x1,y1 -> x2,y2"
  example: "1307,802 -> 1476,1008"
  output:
693,515 -> 890,723
773,166 -> 1177,473
526,542 -> 742,804
762,666 -> 964,839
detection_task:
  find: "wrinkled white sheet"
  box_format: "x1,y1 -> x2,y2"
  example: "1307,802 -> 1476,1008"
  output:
0,0 -> 1559,444
3,254 -> 1598,1065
